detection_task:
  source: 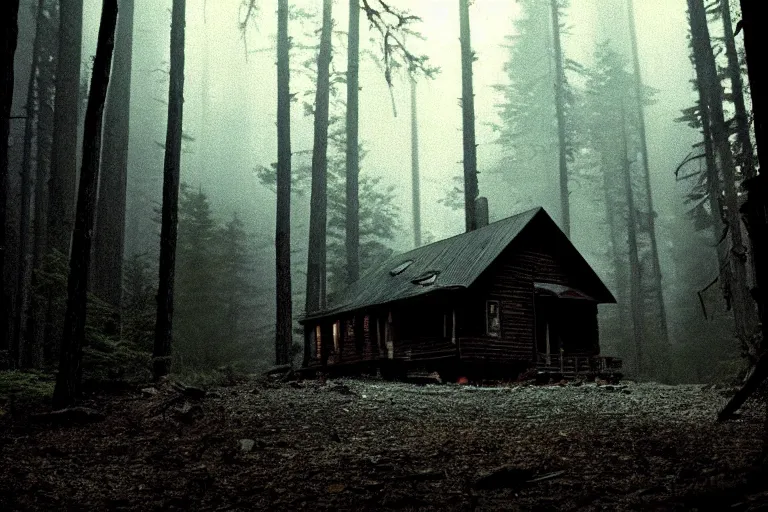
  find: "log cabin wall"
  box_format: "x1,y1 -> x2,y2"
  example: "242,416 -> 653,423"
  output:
462,224 -> 603,363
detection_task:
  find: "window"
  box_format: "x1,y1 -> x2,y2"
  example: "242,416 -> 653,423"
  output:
486,300 -> 501,337
314,325 -> 322,358
412,270 -> 440,286
332,320 -> 340,352
390,260 -> 414,276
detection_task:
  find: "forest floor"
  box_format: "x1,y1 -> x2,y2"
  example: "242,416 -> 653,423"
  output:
1,375 -> 768,511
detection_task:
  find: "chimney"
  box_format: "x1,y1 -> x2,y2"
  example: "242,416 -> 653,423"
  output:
475,197 -> 489,228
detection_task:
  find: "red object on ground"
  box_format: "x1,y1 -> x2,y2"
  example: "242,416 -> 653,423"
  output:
457,376 -> 469,385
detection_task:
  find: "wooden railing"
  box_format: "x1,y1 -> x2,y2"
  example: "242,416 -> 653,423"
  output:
536,353 -> 622,375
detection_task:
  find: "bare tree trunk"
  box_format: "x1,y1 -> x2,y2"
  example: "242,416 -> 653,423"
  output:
47,0 -> 83,257
275,0 -> 292,366
735,0 -> 768,464
738,0 -> 766,168
722,0 -> 755,179
52,0 -> 118,409
304,0 -> 332,366
0,0 -> 20,361
345,0 -> 360,283
153,0 -> 185,380
697,74 -> 734,313
15,0 -> 45,369
31,0 -> 57,366
459,0 -> 478,233
92,0 -> 134,311
410,73 -> 422,248
550,0 -> 570,238
626,0 -> 669,347
688,0 -> 757,342
620,106 -> 645,376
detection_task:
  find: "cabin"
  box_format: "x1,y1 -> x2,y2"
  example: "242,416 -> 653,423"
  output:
300,207 -> 622,381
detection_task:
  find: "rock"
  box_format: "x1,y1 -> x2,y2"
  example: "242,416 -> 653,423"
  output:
141,387 -> 158,397
238,439 -> 255,453
327,483 -> 346,494
31,407 -> 106,425
264,364 -> 292,377
473,465 -> 534,490
328,383 -> 354,395
174,403 -> 204,424
182,386 -> 207,401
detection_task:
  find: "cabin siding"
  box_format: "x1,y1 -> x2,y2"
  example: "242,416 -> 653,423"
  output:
302,212 -> 612,373
468,231 -> 602,363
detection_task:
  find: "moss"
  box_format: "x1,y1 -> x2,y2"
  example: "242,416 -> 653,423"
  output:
0,370 -> 56,406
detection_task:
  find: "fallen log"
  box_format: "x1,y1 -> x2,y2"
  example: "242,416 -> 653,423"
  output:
718,351 -> 768,421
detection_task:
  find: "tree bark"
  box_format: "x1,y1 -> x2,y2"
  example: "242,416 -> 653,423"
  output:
626,0 -> 670,347
153,0 -> 186,380
550,0 -> 570,238
410,72 -> 422,248
721,0 -> 755,179
737,0 -> 766,168
304,0 -> 332,366
92,0 -> 134,311
459,0 -> 478,233
31,0 -> 57,367
345,0 -> 360,283
14,0 -> 46,369
620,106 -> 645,376
688,0 -> 757,342
52,0 -> 118,409
0,0 -> 20,360
47,0 -> 83,257
275,0 -> 292,366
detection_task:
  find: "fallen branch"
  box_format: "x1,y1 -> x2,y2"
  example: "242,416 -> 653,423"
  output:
718,351 -> 768,421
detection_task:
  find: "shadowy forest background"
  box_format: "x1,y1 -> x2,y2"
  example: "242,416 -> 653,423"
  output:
1,0 -> 767,406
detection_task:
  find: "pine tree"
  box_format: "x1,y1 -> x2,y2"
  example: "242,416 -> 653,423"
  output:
0,0 -> 20,361
53,0 -> 119,408
92,0 -> 135,310
153,0 -> 186,380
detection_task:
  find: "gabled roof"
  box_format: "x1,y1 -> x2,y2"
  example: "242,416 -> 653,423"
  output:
301,207 -> 614,323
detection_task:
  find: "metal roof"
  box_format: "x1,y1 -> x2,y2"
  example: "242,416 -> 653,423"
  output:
301,207 -> 614,322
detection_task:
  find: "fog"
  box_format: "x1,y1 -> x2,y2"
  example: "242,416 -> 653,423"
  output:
6,0 -> 752,381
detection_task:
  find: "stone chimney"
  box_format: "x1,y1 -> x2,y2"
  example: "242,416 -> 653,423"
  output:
475,197 -> 489,228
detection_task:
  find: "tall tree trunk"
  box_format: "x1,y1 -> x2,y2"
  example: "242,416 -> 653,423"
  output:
48,0 -> 83,257
92,0 -> 134,311
737,0 -> 765,168
345,0 -> 360,283
735,0 -> 768,464
626,0 -> 670,346
688,0 -> 756,342
698,76 -> 733,312
550,0 -> 570,238
52,0 -> 118,409
275,0 -> 292,366
152,0 -> 186,380
304,0 -> 332,366
721,0 -> 754,179
459,0 -> 478,233
15,0 -> 45,368
410,72 -> 422,248
31,0 -> 57,366
0,0 -> 20,360
620,106 -> 645,376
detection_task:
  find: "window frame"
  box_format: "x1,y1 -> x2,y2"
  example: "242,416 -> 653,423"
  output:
486,300 -> 501,337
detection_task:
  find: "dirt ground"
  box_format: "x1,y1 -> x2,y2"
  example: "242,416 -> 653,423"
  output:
1,376 -> 768,511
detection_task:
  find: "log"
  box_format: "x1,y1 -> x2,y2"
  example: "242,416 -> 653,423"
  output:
718,351 -> 768,421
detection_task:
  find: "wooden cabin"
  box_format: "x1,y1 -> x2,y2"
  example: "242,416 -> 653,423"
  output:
300,208 -> 622,381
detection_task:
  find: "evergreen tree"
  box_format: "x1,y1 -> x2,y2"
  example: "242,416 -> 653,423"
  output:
492,0 -> 580,223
